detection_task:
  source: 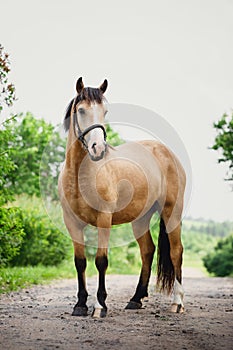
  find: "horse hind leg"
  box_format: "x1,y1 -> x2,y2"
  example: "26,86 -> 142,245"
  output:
157,216 -> 184,313
126,218 -> 155,309
168,225 -> 184,313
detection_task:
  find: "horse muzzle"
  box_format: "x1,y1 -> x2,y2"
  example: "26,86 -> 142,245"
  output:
88,141 -> 107,161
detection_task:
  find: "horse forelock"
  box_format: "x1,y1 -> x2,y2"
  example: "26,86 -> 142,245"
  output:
63,87 -> 106,132
78,87 -> 104,104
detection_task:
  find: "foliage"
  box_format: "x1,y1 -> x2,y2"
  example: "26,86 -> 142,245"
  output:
0,116 -> 17,205
182,230 -> 219,256
0,260 -> 76,293
2,115 -> 122,201
106,124 -> 125,146
0,207 -> 25,267
0,117 -> 25,267
181,218 -> 233,273
1,213 -> 233,292
10,199 -> 70,266
3,112 -> 66,199
203,234 -> 233,276
212,112 -> 233,182
0,44 -> 16,112
182,218 -> 233,238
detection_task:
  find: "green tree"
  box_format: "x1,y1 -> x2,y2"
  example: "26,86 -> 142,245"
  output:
4,112 -> 66,199
3,115 -> 123,200
0,44 -> 16,112
0,46 -> 24,266
0,45 -> 17,207
0,117 -> 16,205
203,234 -> 233,276
0,45 -> 17,205
212,112 -> 233,182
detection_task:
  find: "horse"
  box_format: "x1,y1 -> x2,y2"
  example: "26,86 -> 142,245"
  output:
58,77 -> 186,318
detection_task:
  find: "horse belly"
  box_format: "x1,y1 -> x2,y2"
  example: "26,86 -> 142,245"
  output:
111,178 -> 159,225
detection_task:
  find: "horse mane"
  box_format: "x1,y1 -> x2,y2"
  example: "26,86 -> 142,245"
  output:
63,98 -> 74,132
63,87 -> 106,132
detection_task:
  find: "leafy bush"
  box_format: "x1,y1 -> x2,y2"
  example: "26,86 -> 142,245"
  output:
10,205 -> 70,266
203,234 -> 233,276
106,124 -> 125,146
0,207 -> 25,267
0,117 -> 25,267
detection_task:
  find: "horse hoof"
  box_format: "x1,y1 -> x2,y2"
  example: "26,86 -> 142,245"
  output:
125,300 -> 142,309
72,305 -> 88,316
92,307 -> 107,318
171,303 -> 184,313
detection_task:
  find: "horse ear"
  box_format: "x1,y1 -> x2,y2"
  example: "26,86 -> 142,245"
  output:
76,77 -> 84,94
99,79 -> 108,94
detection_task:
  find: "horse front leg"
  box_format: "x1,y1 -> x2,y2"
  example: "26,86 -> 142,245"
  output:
92,217 -> 110,318
63,211 -> 88,316
126,219 -> 155,309
72,240 -> 88,316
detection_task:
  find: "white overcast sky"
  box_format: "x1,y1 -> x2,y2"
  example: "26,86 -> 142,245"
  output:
1,0 -> 232,221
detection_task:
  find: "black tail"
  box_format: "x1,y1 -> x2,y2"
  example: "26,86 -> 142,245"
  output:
157,218 -> 175,294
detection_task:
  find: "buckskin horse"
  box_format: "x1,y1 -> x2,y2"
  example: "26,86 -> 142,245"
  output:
58,77 -> 186,317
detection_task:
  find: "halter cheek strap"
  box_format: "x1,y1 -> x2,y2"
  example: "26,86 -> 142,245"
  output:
73,113 -> 107,151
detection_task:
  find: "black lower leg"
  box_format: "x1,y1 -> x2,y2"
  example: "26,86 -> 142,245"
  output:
126,250 -> 154,309
95,255 -> 108,310
126,269 -> 151,309
131,272 -> 150,302
72,257 -> 88,316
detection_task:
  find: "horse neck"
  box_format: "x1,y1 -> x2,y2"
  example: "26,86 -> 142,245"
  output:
65,115 -> 87,169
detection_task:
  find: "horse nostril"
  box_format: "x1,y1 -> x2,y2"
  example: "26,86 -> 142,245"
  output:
92,142 -> 97,154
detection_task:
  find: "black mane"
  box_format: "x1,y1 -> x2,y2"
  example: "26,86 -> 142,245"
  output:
63,87 -> 105,132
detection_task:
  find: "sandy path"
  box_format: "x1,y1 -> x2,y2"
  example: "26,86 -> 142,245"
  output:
0,270 -> 232,350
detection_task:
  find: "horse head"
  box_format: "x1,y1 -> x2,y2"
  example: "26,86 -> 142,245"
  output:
70,77 -> 108,161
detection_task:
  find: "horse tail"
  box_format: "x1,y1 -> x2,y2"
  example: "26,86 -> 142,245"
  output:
156,218 -> 175,294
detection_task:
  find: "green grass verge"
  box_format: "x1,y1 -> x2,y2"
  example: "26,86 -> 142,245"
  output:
0,251 -> 207,294
0,260 -> 74,294
183,252 -> 209,275
0,260 -> 139,294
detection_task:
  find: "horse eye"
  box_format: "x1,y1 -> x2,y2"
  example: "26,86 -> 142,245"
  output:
78,108 -> 85,115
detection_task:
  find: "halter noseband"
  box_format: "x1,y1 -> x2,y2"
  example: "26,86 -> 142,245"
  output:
73,113 -> 107,151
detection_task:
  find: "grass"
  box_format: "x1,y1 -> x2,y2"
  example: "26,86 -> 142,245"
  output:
0,257 -> 139,294
0,260 -> 75,294
183,252 -> 209,275
0,257 -> 110,294
0,249 -> 208,294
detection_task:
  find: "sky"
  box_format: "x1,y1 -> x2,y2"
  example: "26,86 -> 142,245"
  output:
0,0 -> 232,221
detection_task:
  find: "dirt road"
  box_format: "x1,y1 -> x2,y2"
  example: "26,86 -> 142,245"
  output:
0,270 -> 232,350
